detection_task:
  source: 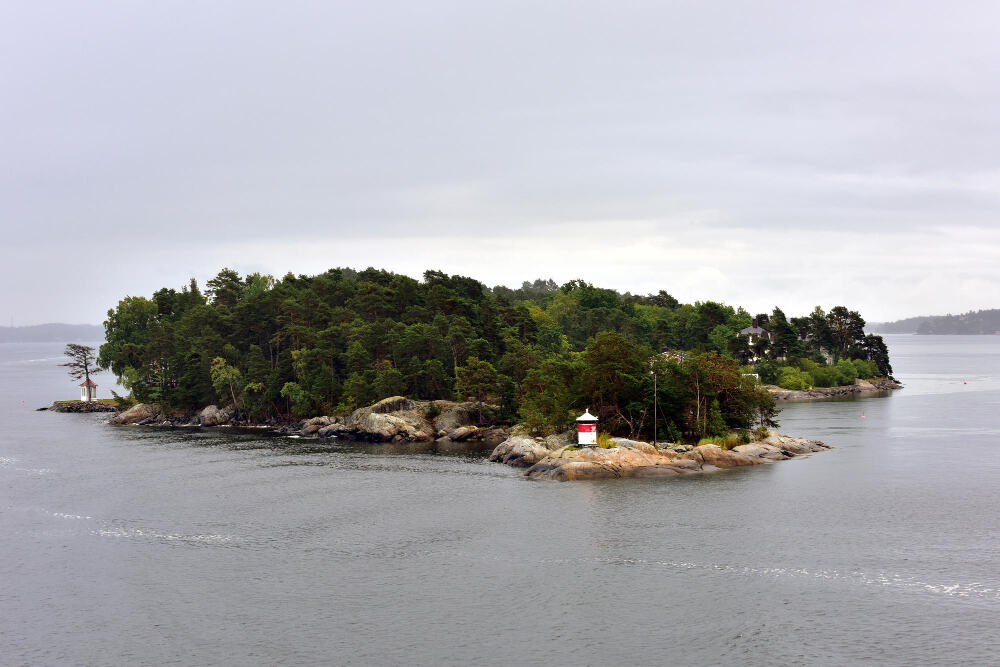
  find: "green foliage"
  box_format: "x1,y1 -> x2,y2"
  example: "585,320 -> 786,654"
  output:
697,431 -> 749,450
774,357 -> 881,390
455,356 -> 502,403
583,331 -> 650,434
707,324 -> 735,356
851,358 -> 880,379
373,367 -> 406,399
777,366 -> 811,390
110,389 -> 135,410
835,359 -> 858,384
210,357 -> 244,410
280,381 -> 312,418
97,267 -> 889,434
518,354 -> 584,433
596,431 -> 615,449
61,343 -> 102,383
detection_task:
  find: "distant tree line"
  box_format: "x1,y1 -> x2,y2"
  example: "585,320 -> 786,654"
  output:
98,267 -> 892,441
868,309 -> 1000,335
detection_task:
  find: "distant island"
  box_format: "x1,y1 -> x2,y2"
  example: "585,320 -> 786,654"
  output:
867,309 -> 1000,335
1,323 -> 104,343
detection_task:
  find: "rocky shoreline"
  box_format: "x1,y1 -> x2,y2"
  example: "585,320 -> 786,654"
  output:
107,396 -> 511,444
42,401 -> 119,413
55,395 -> 832,482
767,377 -> 903,401
488,431 -> 831,481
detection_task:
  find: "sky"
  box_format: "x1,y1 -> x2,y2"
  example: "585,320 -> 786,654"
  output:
3,0 -> 999,326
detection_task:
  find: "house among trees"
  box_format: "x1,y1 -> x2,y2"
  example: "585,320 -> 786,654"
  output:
739,318 -> 772,344
79,378 -> 97,402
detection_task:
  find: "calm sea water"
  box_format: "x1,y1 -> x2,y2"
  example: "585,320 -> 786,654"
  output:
2,336 -> 999,666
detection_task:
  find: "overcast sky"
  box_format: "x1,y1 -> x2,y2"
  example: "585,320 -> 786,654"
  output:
3,0 -> 999,325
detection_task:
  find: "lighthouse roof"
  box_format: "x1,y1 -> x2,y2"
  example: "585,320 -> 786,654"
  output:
576,408 -> 597,422
79,378 -> 98,387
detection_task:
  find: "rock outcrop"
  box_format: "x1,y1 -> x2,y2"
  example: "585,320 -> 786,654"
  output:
102,395 -> 509,444
680,444 -> 762,467
521,445 -> 703,481
314,398 -> 505,443
345,396 -> 435,442
198,405 -> 233,426
753,432 -> 829,455
110,403 -> 164,425
301,416 -> 333,434
490,432 -> 832,481
370,396 -> 416,414
432,402 -> 475,434
488,435 -> 555,467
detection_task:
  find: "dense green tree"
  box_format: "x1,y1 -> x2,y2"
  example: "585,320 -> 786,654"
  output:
518,354 -> 585,433
455,356 -> 501,403
863,334 -> 893,377
581,331 -> 649,432
205,268 -> 243,308
827,306 -> 866,361
97,266 -> 891,436
373,366 -> 407,399
210,357 -> 244,411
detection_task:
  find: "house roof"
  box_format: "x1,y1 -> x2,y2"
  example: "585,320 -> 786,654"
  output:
79,379 -> 97,387
739,325 -> 769,336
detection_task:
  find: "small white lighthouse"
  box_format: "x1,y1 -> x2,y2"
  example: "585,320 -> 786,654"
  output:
576,408 -> 598,447
79,378 -> 97,402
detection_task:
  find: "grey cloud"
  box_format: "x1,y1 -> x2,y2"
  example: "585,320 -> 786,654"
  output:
3,0 -> 999,322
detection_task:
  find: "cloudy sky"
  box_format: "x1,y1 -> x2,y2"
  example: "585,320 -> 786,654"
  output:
3,0 -> 999,325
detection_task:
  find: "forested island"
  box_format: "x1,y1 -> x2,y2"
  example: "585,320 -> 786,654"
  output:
95,267 -> 894,446
868,309 -> 1000,335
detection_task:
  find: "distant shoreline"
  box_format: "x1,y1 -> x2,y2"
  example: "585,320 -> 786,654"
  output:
766,378 -> 903,401
0,323 -> 103,343
867,309 -> 1000,335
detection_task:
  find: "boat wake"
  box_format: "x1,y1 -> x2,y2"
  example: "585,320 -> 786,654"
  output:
40,508 -> 235,545
533,555 -> 1000,604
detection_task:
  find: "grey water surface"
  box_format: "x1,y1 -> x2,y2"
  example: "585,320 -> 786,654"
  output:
2,336 -> 999,665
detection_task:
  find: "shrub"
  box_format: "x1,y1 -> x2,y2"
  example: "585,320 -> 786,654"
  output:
777,366 -> 810,390
699,432 -> 746,450
835,359 -> 858,384
851,358 -> 879,379
755,360 -> 779,385
111,390 -> 135,410
810,365 -> 840,388
596,431 -> 615,449
424,401 -> 440,420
